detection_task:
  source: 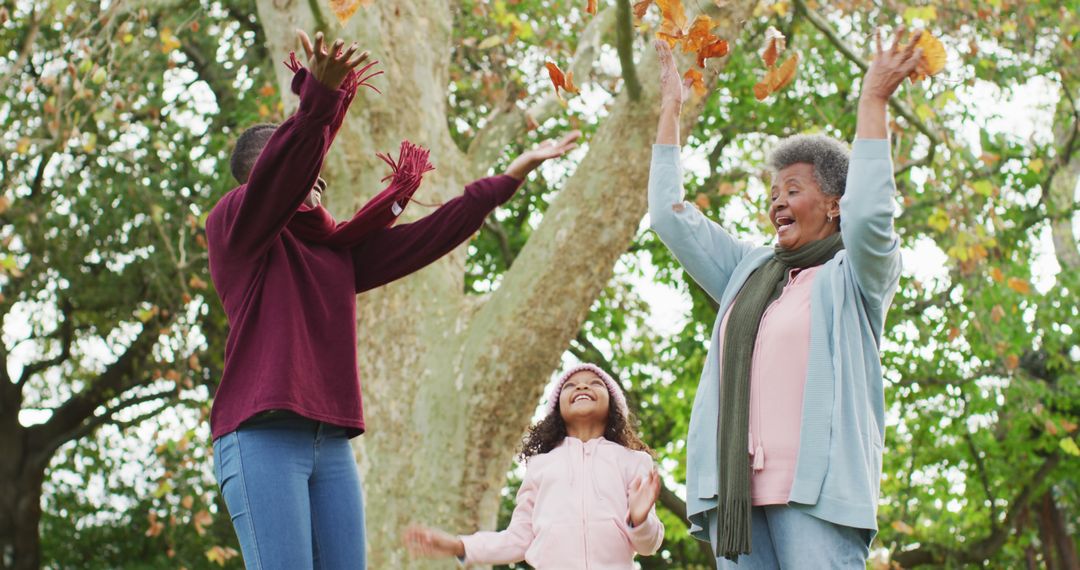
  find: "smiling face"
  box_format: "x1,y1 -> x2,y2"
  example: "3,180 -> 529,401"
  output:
768,163 -> 841,250
558,371 -> 611,426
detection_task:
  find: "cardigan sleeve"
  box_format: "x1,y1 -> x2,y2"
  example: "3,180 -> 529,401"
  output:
838,139 -> 902,310
648,144 -> 755,303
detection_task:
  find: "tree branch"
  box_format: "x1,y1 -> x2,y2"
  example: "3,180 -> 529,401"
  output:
615,0 -> 642,101
792,0 -> 942,147
464,7 -> 616,177
59,388 -> 176,445
28,316 -> 167,454
16,297 -> 74,387
891,452 -> 1062,567
483,216 -> 516,269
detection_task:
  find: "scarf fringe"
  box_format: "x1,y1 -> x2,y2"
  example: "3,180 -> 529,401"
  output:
717,498 -> 753,561
375,141 -> 436,207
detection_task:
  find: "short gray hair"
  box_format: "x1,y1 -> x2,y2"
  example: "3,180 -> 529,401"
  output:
765,134 -> 850,197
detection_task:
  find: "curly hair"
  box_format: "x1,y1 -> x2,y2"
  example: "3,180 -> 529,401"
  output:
518,397 -> 653,461
765,133 -> 850,197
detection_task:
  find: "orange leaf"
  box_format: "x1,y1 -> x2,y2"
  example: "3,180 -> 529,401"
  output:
684,68 -> 706,97
259,83 -> 275,98
905,31 -> 946,82
990,266 -> 1004,282
697,39 -> 729,68
761,26 -> 786,67
545,62 -> 579,101
990,304 -> 1005,323
1004,354 -> 1020,370
771,53 -> 799,91
586,0 -> 597,14
328,0 -> 370,24
1006,277 -> 1030,295
753,80 -> 771,101
655,0 -> 688,46
695,193 -> 710,209
683,15 -> 716,53
632,0 -> 652,19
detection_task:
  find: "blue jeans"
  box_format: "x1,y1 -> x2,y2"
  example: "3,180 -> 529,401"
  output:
714,506 -> 869,569
213,411 -> 366,569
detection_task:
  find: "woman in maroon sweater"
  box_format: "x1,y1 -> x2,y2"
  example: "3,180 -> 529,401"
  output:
207,30 -> 578,569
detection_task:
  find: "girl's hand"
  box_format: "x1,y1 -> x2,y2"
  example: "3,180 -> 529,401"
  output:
402,524 -> 466,559
860,27 -> 923,105
504,130 -> 582,181
655,40 -> 692,112
627,469 -> 661,527
296,29 -> 371,91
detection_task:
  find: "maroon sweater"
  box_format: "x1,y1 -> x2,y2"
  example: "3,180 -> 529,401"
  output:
206,72 -> 521,439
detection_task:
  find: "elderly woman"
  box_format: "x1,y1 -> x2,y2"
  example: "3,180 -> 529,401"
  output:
649,30 -> 922,567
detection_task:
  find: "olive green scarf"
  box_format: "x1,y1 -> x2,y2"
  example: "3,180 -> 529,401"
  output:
715,232 -> 844,560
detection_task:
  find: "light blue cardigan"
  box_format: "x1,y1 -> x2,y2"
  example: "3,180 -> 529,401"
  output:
648,139 -> 901,550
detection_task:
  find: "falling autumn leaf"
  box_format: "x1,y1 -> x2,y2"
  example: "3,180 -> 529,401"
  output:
632,0 -> 652,19
762,26 -> 786,67
904,30 -> 946,82
1006,277 -> 1031,295
683,15 -> 717,53
655,0 -> 688,47
545,62 -> 580,101
754,53 -> 799,101
684,68 -> 706,97
328,0 -> 371,25
697,38 -> 729,68
259,83 -> 275,98
586,0 -> 598,15
990,304 -> 1005,323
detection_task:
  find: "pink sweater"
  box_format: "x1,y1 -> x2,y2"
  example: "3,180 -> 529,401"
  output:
716,265 -> 820,505
460,437 -> 664,569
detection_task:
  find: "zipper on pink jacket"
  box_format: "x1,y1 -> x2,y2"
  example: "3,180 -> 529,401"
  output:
581,441 -> 590,570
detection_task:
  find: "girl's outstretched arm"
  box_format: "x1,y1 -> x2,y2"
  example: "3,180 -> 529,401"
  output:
625,454 -> 665,556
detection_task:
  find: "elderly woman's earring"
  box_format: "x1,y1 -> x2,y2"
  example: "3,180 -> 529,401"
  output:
828,214 -> 834,222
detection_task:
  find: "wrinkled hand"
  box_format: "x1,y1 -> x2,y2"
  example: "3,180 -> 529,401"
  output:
402,525 -> 465,559
655,40 -> 692,111
627,469 -> 661,527
505,130 -> 582,181
296,29 -> 371,91
860,27 -> 923,105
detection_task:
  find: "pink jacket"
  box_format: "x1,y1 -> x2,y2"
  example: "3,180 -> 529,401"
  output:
460,437 -> 664,569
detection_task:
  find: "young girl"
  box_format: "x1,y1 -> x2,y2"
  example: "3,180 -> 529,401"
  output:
404,363 -> 664,569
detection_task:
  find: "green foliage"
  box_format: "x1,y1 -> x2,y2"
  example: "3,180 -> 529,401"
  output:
3,0 -> 1077,567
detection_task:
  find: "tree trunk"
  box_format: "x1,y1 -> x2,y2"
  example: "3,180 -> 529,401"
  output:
253,1 -> 750,566
0,419 -> 47,570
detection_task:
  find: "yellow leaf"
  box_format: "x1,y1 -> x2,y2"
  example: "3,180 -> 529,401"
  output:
16,137 -> 30,154
1060,437 -> 1080,457
927,208 -> 950,233
1029,158 -> 1044,174
891,520 -> 914,535
916,103 -> 934,122
477,35 -> 503,50
159,28 -> 181,54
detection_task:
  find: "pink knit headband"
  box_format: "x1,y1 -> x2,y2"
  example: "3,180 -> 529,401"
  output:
544,363 -> 629,417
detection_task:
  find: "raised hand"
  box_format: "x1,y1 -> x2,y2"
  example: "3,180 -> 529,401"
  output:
402,524 -> 465,559
504,130 -> 582,181
627,469 -> 661,527
296,29 -> 371,91
655,40 -> 692,112
861,27 -> 923,105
